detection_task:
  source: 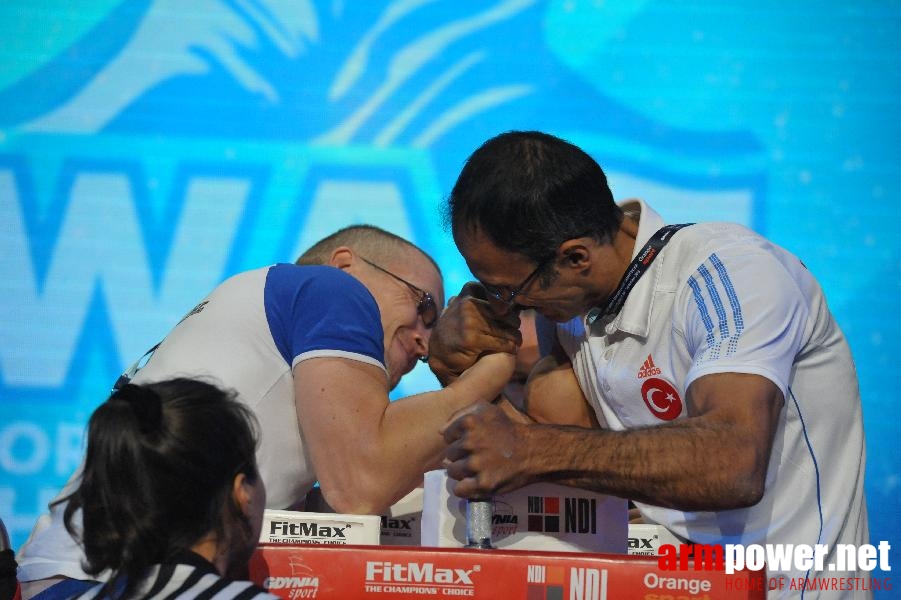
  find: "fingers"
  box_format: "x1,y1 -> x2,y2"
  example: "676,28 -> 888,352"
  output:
471,335 -> 519,357
441,403 -> 490,439
440,411 -> 466,440
441,409 -> 483,476
459,282 -> 524,323
446,461 -> 502,499
444,450 -> 487,499
443,423 -> 480,496
461,303 -> 521,349
441,405 -> 514,499
459,281 -> 491,300
444,443 -> 471,470
470,296 -> 522,329
496,395 -> 535,424
451,477 -> 482,499
443,402 -> 489,435
437,285 -> 523,350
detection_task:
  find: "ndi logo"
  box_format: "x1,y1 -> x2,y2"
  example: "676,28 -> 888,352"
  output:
571,568 -> 608,600
527,496 -> 597,534
527,495 -> 560,533
526,564 -> 565,599
526,565 -> 608,600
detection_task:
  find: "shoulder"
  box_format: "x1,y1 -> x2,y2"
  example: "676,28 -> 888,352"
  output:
266,264 -> 373,302
263,264 -> 385,364
267,263 -> 364,289
264,264 -> 379,319
668,222 -> 761,256
663,223 -> 801,283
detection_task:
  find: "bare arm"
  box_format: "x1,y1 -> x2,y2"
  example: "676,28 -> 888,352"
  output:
493,351 -> 597,428
294,351 -> 515,514
444,371 -> 783,511
522,345 -> 597,428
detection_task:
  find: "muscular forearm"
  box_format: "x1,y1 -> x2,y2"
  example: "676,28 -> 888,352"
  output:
345,397 -> 489,510
316,354 -> 513,514
447,373 -> 781,512
516,419 -> 768,511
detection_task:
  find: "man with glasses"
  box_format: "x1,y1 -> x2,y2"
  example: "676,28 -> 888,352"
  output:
17,225 -> 516,599
428,131 -> 869,597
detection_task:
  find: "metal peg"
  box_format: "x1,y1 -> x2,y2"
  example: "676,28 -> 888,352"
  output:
465,498 -> 494,549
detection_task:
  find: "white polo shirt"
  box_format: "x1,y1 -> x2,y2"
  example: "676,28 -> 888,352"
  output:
557,200 -> 868,596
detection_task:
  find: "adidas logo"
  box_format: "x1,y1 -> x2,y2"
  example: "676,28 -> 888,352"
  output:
637,354 -> 662,378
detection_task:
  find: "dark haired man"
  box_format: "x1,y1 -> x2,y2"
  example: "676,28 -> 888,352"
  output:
431,131 -> 869,598
18,225 -> 515,599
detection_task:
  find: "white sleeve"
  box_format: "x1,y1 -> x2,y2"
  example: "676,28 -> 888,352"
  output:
677,247 -> 810,398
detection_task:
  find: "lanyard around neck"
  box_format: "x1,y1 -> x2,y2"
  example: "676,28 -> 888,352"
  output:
586,223 -> 693,325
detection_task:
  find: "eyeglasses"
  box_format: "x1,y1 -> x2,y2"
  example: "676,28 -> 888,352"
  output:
360,257 -> 439,329
481,258 -> 550,306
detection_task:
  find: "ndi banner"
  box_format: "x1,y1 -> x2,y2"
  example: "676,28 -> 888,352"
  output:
0,0 -> 898,561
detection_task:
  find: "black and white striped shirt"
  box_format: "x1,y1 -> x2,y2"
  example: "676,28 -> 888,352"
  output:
67,551 -> 278,600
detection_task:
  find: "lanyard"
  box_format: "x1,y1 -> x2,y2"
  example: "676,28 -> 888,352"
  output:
586,223 -> 693,325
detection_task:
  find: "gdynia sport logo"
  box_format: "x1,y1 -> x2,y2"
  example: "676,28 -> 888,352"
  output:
657,542 -> 892,593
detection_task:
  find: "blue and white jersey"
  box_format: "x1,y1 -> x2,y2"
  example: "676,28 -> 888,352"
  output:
17,264 -> 386,584
131,264 -> 386,509
558,201 -> 868,595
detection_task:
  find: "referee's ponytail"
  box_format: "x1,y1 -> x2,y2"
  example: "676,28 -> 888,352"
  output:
59,378 -> 261,599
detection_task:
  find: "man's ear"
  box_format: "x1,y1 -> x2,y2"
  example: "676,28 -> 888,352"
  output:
327,246 -> 355,271
557,239 -> 591,270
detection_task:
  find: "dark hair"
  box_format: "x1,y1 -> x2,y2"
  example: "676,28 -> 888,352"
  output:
446,130 -> 624,264
61,378 -> 260,598
296,224 -> 441,276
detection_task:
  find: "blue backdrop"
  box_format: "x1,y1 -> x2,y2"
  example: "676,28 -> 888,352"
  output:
1,0 -> 898,580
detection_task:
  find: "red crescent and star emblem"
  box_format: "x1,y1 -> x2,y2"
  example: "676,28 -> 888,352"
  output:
641,377 -> 683,421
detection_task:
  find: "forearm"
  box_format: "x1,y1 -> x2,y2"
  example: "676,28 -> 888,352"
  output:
377,384 -> 500,483
517,419 -> 768,511
447,374 -> 781,511
316,356 -> 512,513
523,353 -> 596,427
